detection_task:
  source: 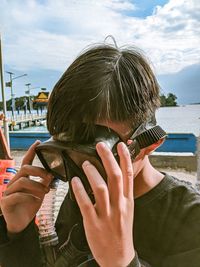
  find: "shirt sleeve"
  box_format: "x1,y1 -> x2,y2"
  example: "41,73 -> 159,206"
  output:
127,253 -> 141,267
127,251 -> 151,267
0,215 -> 44,267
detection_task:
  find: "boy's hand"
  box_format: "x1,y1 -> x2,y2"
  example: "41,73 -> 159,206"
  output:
0,141 -> 53,233
72,142 -> 135,267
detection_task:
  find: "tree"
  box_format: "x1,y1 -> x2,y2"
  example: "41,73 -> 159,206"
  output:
160,94 -> 166,106
165,93 -> 177,106
0,95 -> 37,111
160,93 -> 177,107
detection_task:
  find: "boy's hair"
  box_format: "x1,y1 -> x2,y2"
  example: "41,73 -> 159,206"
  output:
47,44 -> 160,141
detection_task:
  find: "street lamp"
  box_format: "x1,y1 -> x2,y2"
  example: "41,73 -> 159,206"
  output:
25,83 -> 40,114
6,71 -> 27,118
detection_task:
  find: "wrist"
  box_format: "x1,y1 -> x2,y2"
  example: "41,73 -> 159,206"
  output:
126,251 -> 140,267
101,248 -> 135,267
6,222 -> 27,234
6,220 -> 36,240
0,211 -> 22,234
123,249 -> 136,267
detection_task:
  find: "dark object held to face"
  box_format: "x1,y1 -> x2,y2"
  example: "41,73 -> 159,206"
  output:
35,123 -> 166,200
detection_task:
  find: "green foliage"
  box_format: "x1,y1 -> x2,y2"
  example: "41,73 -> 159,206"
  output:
0,92 -> 178,111
160,93 -> 177,107
160,94 -> 166,106
0,95 -> 37,111
0,96 -> 25,110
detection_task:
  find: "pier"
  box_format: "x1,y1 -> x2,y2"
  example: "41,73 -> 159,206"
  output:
6,113 -> 46,131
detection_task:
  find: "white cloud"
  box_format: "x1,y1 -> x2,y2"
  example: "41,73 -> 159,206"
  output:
122,0 -> 200,74
0,0 -> 199,75
5,30 -> 78,71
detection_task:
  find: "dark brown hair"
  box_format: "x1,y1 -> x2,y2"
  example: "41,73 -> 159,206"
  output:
47,43 -> 160,141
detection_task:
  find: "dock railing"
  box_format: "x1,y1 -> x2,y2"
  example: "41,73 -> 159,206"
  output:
7,113 -> 46,122
6,113 -> 47,130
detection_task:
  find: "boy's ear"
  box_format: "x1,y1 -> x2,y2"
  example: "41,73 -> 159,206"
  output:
144,138 -> 165,155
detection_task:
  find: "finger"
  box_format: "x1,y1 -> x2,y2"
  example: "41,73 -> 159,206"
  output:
117,142 -> 134,199
4,177 -> 49,199
96,142 -> 123,205
7,165 -> 53,188
21,140 -> 41,167
71,177 -> 96,220
1,192 -> 42,207
82,161 -> 110,216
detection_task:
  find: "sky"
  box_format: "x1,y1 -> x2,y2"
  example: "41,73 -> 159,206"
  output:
0,0 -> 200,105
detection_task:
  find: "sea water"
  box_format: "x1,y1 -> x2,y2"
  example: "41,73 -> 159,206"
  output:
6,104 -> 200,136
156,104 -> 200,136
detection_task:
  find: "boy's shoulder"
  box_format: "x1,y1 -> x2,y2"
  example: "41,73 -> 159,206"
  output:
164,174 -> 200,202
135,173 -> 200,208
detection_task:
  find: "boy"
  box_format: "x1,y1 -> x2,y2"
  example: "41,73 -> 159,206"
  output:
0,42 -> 200,267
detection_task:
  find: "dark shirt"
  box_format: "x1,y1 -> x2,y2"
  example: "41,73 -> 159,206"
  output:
0,174 -> 200,267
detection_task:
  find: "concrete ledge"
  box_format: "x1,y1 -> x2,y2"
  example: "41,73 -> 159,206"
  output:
149,154 -> 197,172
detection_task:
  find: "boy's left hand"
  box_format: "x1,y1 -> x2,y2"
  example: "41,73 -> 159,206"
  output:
72,141 -> 135,267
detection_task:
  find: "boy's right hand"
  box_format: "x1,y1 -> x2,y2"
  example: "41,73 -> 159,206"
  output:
0,141 -> 53,234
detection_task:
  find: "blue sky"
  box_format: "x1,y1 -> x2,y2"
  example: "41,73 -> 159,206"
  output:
0,0 -> 200,105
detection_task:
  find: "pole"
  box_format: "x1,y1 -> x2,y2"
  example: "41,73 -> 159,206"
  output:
25,84 -> 39,113
196,134 -> 200,189
6,73 -> 27,119
10,73 -> 15,118
25,83 -> 32,114
0,34 -> 10,147
6,71 -> 15,118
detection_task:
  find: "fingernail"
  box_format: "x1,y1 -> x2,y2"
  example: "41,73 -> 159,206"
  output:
119,142 -> 126,149
71,176 -> 81,186
119,142 -> 129,154
82,160 -> 90,167
96,142 -> 106,149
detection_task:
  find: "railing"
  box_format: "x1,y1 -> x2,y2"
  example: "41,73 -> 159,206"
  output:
7,113 -> 46,123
